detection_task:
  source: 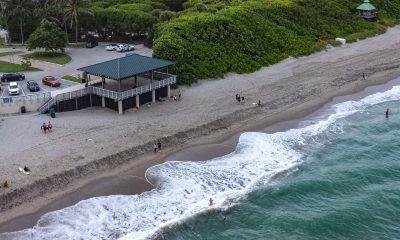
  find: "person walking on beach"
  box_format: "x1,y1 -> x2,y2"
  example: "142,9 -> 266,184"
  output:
157,141 -> 162,150
362,73 -> 366,80
235,94 -> 239,103
178,90 -> 181,100
41,122 -> 47,134
47,121 -> 53,132
154,143 -> 158,153
386,108 -> 389,118
3,180 -> 8,188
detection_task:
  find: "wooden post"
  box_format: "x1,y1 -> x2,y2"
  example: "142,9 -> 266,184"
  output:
167,85 -> 171,98
152,90 -> 155,103
102,97 -> 105,107
134,76 -> 137,87
119,80 -> 122,92
136,95 -> 139,108
102,76 -> 105,89
151,70 -> 153,83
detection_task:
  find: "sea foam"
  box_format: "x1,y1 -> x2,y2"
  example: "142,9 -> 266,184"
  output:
3,86 -> 400,240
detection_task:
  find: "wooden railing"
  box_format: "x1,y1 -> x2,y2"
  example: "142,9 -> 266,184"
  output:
37,73 -> 177,112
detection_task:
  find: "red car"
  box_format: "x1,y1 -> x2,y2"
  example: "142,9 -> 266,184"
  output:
42,76 -> 61,87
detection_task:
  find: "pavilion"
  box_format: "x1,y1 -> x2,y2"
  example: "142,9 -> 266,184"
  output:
356,0 -> 377,20
39,54 -> 176,114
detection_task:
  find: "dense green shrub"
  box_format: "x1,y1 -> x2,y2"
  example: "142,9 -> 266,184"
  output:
154,0 -> 400,84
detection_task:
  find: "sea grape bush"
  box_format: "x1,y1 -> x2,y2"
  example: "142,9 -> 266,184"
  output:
153,0 -> 400,84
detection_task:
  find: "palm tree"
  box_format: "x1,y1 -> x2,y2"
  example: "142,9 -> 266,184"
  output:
0,0 -> 11,43
63,0 -> 93,43
8,0 -> 31,44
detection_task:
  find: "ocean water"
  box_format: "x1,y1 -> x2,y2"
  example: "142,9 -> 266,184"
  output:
2,86 -> 400,240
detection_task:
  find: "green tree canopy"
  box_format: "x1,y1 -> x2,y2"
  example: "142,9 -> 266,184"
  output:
27,19 -> 66,52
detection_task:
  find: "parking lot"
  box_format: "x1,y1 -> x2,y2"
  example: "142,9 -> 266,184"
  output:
0,78 -> 77,98
0,43 -> 153,99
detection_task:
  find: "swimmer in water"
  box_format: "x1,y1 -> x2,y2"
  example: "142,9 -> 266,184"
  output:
386,108 -> 389,118
209,197 -> 213,206
223,217 -> 228,224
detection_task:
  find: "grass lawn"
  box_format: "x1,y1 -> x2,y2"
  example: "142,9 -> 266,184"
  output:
0,60 -> 40,72
23,52 -> 72,65
0,44 -> 26,48
0,51 -> 23,57
67,43 -> 86,48
62,75 -> 81,83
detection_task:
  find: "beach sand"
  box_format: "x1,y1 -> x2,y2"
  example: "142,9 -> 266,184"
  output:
1,26 -> 400,232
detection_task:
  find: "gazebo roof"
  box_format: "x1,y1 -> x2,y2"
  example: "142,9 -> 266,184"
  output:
356,0 -> 376,11
78,54 -> 175,80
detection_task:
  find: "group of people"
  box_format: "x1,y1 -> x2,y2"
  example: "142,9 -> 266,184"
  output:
209,197 -> 229,224
41,121 -> 53,133
235,93 -> 245,104
153,141 -> 162,152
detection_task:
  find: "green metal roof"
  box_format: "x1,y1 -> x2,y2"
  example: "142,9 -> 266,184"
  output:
78,54 -> 175,80
356,0 -> 376,11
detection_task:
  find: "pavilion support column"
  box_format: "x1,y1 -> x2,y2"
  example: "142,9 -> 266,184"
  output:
134,76 -> 137,87
152,90 -> 156,103
119,80 -> 122,92
136,95 -> 140,108
118,100 -> 123,115
167,85 -> 171,98
151,70 -> 154,83
102,97 -> 105,107
101,76 -> 105,89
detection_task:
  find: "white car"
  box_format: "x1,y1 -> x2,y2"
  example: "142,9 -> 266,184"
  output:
116,44 -> 134,52
116,44 -> 128,52
105,43 -> 118,51
8,82 -> 20,95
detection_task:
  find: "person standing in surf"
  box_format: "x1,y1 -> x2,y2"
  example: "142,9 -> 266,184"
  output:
386,108 -> 389,118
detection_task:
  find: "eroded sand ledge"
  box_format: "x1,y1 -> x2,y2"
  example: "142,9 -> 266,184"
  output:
1,26 -> 400,227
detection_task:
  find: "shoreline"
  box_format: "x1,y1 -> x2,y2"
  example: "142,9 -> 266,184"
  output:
1,26 -> 400,234
1,74 -> 400,233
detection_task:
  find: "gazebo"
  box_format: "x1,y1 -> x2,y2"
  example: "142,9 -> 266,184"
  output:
356,0 -> 377,20
39,54 -> 177,115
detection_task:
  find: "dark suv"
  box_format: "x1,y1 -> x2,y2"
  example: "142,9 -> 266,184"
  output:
27,80 -> 40,92
1,73 -> 25,82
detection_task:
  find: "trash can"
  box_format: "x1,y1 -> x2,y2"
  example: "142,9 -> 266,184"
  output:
21,106 -> 26,113
50,108 -> 56,118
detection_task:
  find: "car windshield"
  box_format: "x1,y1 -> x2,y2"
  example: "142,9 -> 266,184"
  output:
47,77 -> 56,81
10,85 -> 18,89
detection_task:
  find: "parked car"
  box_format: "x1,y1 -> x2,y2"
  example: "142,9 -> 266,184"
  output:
42,76 -> 61,87
1,73 -> 25,82
127,45 -> 134,51
105,43 -> 119,51
27,80 -> 40,92
116,44 -> 135,52
8,82 -> 20,95
116,44 -> 128,52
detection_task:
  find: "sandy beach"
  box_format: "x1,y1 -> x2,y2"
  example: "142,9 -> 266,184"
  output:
0,26 -> 400,233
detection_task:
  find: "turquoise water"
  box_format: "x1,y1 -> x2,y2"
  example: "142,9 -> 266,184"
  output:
162,101 -> 400,240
